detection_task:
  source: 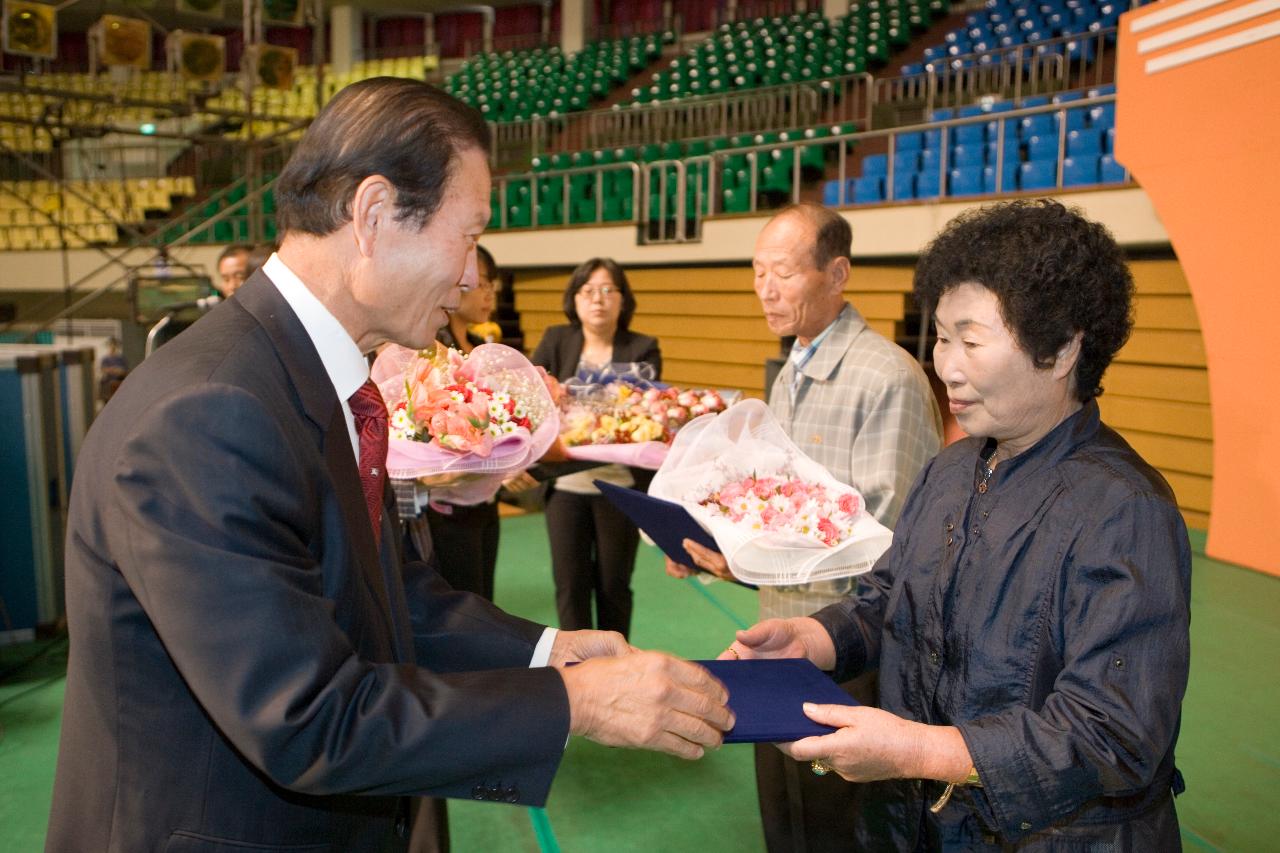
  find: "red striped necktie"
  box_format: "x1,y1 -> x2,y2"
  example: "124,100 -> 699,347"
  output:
348,379 -> 388,549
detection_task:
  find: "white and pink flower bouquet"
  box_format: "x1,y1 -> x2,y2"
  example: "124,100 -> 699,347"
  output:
371,343 -> 558,504
560,378 -> 736,470
648,399 -> 892,586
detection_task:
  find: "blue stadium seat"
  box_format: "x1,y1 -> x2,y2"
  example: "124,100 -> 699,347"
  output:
1066,108 -> 1090,131
853,175 -> 885,203
1026,134 -> 1060,161
897,132 -> 924,152
954,122 -> 987,145
957,104 -> 986,118
1067,128 -> 1103,156
1089,83 -> 1117,97
1062,155 -> 1099,186
987,137 -> 1021,165
1052,90 -> 1085,104
1105,127 -> 1116,153
949,166 -> 984,196
984,163 -> 1019,193
922,129 -> 943,150
890,171 -> 916,200
916,169 -> 943,199
929,107 -> 954,121
862,154 -> 888,177
822,180 -> 845,206
1089,104 -> 1116,128
921,148 -> 942,172
1019,160 -> 1058,190
1020,95 -> 1051,108
894,150 -> 921,173
1019,113 -> 1058,138
952,144 -> 985,168
1099,154 -> 1127,183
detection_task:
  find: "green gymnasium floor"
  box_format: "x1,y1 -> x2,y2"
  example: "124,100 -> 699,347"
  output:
1,520 -> 1276,851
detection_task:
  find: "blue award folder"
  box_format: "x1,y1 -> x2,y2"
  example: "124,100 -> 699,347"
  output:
594,479 -> 720,562
697,658 -> 859,743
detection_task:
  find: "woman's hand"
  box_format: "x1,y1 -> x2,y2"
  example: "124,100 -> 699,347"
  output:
721,616 -> 837,670
781,705 -> 973,784
539,437 -> 570,463
666,538 -> 734,580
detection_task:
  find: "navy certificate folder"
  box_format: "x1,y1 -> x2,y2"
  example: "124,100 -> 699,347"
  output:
697,658 -> 860,743
594,479 -> 719,560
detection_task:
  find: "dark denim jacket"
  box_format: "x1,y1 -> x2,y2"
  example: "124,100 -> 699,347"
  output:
813,401 -> 1191,850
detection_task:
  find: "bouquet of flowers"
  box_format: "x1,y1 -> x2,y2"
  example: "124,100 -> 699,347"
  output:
558,364 -> 735,469
371,343 -> 558,504
648,399 -> 892,586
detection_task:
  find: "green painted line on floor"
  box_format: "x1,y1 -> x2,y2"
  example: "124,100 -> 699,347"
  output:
1242,747 -> 1280,772
683,576 -> 751,630
528,806 -> 560,853
1180,823 -> 1222,851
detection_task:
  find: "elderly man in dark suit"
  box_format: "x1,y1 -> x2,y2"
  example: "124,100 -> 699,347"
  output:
46,77 -> 732,853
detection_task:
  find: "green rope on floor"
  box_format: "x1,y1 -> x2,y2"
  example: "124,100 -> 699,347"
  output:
683,576 -> 751,630
528,806 -> 561,853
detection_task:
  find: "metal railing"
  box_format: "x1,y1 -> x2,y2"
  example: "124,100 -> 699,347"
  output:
486,92 -> 1126,244
491,160 -> 642,230
483,26 -> 1116,167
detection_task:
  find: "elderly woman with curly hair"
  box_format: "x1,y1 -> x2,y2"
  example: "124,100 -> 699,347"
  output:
724,199 -> 1191,850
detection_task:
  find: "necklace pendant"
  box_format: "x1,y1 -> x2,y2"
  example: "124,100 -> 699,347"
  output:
977,481 -> 988,494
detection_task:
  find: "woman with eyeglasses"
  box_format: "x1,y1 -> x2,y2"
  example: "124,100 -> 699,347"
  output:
531,257 -> 662,638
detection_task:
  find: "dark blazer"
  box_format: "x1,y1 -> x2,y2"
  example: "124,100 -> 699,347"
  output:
530,323 -> 662,382
46,272 -> 570,852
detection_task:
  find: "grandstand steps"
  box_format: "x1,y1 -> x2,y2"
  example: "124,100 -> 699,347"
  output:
540,41 -> 681,161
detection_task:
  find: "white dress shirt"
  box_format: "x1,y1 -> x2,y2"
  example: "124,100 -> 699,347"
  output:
264,254 -> 557,666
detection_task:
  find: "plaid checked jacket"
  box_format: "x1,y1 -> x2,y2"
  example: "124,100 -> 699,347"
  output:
760,303 -> 943,619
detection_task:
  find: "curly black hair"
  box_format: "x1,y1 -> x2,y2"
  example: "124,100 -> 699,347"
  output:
913,199 -> 1134,401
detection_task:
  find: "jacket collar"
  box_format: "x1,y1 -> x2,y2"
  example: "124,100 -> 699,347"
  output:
981,399 -> 1101,489
233,270 -> 337,432
796,303 -> 866,382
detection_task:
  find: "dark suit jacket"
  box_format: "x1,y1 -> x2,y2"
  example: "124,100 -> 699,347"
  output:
47,272 -> 570,852
529,324 -> 662,382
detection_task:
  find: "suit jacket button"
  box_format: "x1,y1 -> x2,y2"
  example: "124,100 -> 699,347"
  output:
505,786 -> 519,803
472,785 -> 486,800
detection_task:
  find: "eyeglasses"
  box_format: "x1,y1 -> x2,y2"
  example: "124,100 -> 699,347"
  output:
462,279 -> 497,293
577,285 -> 617,300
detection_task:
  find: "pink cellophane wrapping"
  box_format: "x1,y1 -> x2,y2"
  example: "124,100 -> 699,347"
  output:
371,343 -> 557,505
564,441 -> 670,470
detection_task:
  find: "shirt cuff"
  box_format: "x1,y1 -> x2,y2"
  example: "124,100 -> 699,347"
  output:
413,482 -> 431,513
530,627 -> 557,667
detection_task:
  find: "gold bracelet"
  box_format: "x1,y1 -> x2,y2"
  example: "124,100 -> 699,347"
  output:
928,767 -> 981,814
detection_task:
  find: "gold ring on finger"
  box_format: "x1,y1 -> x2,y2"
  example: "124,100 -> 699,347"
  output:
810,759 -> 832,776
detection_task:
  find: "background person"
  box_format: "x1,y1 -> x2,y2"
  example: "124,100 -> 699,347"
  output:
728,199 -> 1191,850
531,258 -> 661,639
668,203 -> 942,852
216,243 -> 252,297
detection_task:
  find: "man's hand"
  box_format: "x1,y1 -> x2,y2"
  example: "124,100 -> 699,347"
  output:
501,470 -> 540,494
719,617 -> 837,670
779,705 -> 972,784
560,652 -> 735,760
549,629 -> 634,666
665,539 -> 734,580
